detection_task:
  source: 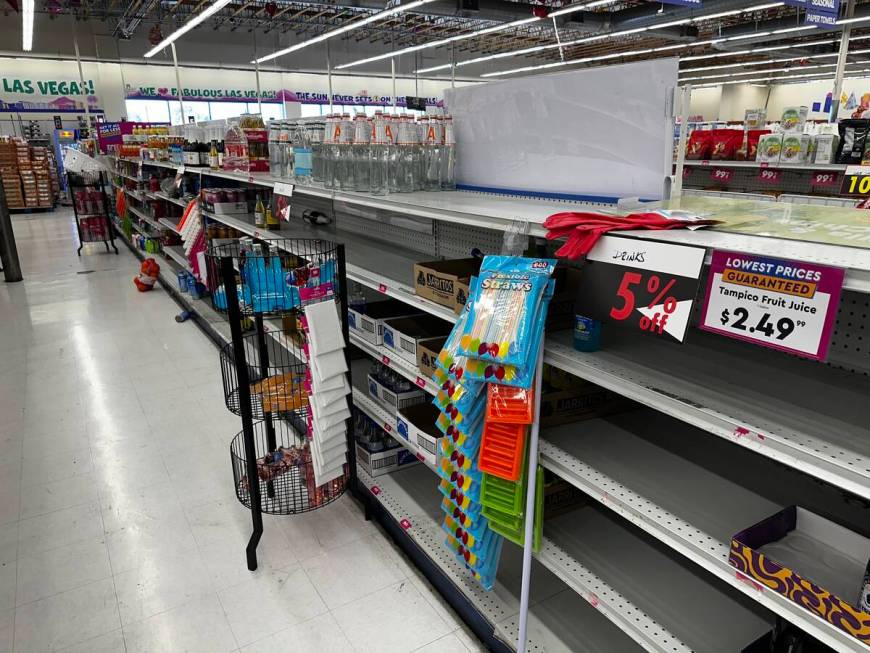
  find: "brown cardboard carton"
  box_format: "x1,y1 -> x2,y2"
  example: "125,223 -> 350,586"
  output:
413,258 -> 481,314
416,336 -> 447,379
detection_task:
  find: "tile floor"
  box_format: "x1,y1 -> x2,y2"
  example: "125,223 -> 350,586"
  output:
0,209 -> 483,652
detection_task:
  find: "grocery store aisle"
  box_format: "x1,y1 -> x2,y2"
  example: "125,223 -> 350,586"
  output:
0,208 -> 481,653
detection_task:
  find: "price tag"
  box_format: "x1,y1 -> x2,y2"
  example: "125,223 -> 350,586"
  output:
274,182 -> 294,197
383,422 -> 392,432
700,250 -> 845,361
700,159 -> 710,166
381,355 -> 391,366
840,166 -> 870,195
587,593 -> 600,608
247,175 -> 255,183
378,283 -> 388,294
416,453 -> 426,463
370,485 -> 381,496
580,235 -> 706,342
736,572 -> 764,592
682,166 -> 691,179
400,519 -> 412,530
710,168 -> 733,183
812,171 -> 838,187
757,168 -> 780,184
415,376 -> 426,389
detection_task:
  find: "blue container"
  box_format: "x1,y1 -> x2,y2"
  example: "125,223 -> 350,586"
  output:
573,315 -> 602,352
177,270 -> 189,293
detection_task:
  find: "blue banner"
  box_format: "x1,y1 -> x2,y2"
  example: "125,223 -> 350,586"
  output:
785,0 -> 839,11
805,8 -> 840,28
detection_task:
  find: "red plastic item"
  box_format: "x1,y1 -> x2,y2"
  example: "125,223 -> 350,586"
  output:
486,384 -> 534,424
478,421 -> 527,481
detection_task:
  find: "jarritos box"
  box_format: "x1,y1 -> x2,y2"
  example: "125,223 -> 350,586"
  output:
729,505 -> 870,645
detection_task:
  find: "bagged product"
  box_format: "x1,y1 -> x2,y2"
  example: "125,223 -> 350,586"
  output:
736,129 -> 770,161
836,119 -> 870,164
710,129 -> 744,160
814,134 -> 838,164
780,134 -> 811,164
756,134 -> 784,163
685,130 -> 714,160
780,106 -> 808,133
745,109 -> 767,130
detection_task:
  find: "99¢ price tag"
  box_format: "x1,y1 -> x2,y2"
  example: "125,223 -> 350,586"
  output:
700,250 -> 845,361
812,171 -> 838,187
757,168 -> 780,184
710,168 -> 733,183
580,235 -> 706,342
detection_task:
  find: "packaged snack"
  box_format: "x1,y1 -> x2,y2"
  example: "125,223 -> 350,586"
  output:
744,109 -> 767,130
756,134 -> 783,163
836,120 -> 870,164
814,134 -> 838,164
780,134 -> 810,164
710,129 -> 744,160
780,106 -> 808,133
457,256 -> 556,367
685,130 -> 714,160
737,129 -> 770,161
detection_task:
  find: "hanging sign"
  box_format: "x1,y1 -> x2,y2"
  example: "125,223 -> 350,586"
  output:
577,234 -> 706,342
805,9 -> 840,28
700,250 -> 845,361
840,165 -> 870,196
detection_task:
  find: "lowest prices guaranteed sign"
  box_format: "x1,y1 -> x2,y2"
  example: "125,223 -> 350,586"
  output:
700,251 -> 844,360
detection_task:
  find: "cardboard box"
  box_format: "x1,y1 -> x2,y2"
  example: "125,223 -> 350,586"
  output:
414,258 -> 481,314
397,403 -> 443,467
540,367 -> 631,427
355,442 -> 418,477
382,315 -> 452,366
730,506 -> 870,645
780,106 -> 808,133
814,134 -> 838,164
416,336 -> 446,379
756,134 -> 783,163
367,372 -> 426,413
348,299 -> 424,346
780,134 -> 811,164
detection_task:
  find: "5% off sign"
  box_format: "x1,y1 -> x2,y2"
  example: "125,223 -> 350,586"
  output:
579,235 -> 707,342
700,251 -> 845,360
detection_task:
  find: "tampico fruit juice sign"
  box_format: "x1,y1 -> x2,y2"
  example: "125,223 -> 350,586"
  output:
700,250 -> 845,360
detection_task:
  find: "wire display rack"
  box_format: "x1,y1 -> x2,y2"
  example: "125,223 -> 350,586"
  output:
206,238 -> 340,317
231,418 -> 347,515
67,170 -> 118,256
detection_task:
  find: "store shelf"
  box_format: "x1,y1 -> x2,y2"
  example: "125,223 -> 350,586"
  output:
539,409 -> 869,653
544,328 -> 870,502
158,217 -> 182,233
350,331 -> 438,396
680,160 -> 849,171
355,463 -> 644,652
163,245 -> 190,271
127,205 -> 163,231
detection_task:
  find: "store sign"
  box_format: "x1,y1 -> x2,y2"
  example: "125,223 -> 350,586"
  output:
805,9 -> 840,28
840,165 -> 870,196
787,0 -> 841,28
0,76 -> 103,114
577,235 -> 706,342
700,250 -> 844,361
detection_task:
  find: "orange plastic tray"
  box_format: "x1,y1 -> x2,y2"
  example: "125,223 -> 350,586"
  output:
478,421 -> 527,481
485,384 -> 534,424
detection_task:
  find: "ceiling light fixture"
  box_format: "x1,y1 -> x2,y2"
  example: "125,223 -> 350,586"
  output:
22,0 -> 34,52
253,0 -> 438,64
145,0 -> 233,57
335,15 -> 541,69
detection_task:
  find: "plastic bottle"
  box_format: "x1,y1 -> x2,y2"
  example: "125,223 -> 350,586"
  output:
293,121 -> 313,183
352,113 -> 371,192
441,114 -> 456,190
369,111 -> 389,196
268,120 -> 282,176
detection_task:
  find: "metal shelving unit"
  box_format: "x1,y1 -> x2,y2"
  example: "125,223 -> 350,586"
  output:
162,244 -> 190,270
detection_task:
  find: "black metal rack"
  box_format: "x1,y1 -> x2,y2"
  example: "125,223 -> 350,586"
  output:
209,237 -> 355,571
66,170 -> 118,256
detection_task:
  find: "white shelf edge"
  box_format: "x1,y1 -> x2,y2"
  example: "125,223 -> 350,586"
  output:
350,332 -> 438,396
538,438 -> 870,653
162,245 -> 191,271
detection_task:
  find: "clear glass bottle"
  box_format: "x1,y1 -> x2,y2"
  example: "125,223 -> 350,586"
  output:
311,120 -> 325,184
336,113 -> 353,190
352,113 -> 371,192
441,114 -> 456,190
254,194 -> 266,229
293,121 -> 313,183
268,120 -> 282,176
424,116 -> 442,191
370,111 -> 389,196
386,112 -> 401,194
280,120 -> 294,179
397,116 -> 414,193
323,114 -> 335,189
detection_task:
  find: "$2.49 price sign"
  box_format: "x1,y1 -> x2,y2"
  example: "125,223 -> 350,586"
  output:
700,251 -> 845,360
580,235 -> 707,342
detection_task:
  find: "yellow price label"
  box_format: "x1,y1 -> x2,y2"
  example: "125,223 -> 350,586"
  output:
840,166 -> 870,196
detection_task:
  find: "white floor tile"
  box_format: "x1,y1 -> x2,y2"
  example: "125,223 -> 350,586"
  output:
240,613 -> 354,653
302,533 -> 407,609
16,537 -> 111,606
104,507 -> 198,575
331,580 -> 452,653
414,632 -> 472,652
56,629 -> 126,653
20,447 -> 94,488
18,502 -> 103,555
0,609 -> 12,653
218,568 -> 328,646
19,473 -> 100,520
12,578 -> 120,653
122,595 -> 237,653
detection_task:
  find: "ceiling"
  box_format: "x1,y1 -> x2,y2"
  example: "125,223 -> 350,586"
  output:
26,0 -> 870,83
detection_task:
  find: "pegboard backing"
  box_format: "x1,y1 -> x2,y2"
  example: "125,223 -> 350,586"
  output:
828,289 -> 870,376
435,220 -> 507,259
458,188 -> 617,210
334,204 -> 436,257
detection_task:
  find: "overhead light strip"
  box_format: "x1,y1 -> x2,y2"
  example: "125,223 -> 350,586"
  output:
418,1 -> 789,75
682,47 -> 870,72
144,0 -> 233,57
253,0 -> 438,64
335,15 -> 541,69
22,0 -> 34,52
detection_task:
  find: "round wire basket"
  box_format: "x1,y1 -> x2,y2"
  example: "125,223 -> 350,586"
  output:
206,238 -> 339,317
219,331 -> 309,420
231,418 -> 348,515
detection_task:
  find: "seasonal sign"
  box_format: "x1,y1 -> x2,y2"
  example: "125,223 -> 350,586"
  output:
577,234 -> 706,342
700,250 -> 845,360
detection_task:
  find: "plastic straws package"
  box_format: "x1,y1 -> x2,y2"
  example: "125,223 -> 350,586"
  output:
433,367 -> 484,419
457,256 -> 556,366
436,411 -> 484,459
435,277 -> 478,381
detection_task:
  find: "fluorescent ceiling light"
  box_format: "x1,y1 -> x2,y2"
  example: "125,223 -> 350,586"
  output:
680,47 -> 870,72
336,15 -> 540,69
771,25 -> 817,34
145,0 -> 233,57
254,0 -> 438,64
725,31 -> 772,41
22,0 -> 33,52
838,15 -> 870,25
680,62 -> 836,80
549,0 -> 620,18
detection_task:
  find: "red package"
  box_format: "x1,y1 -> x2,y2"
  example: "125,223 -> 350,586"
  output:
710,129 -> 744,160
746,129 -> 770,161
685,130 -> 714,160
